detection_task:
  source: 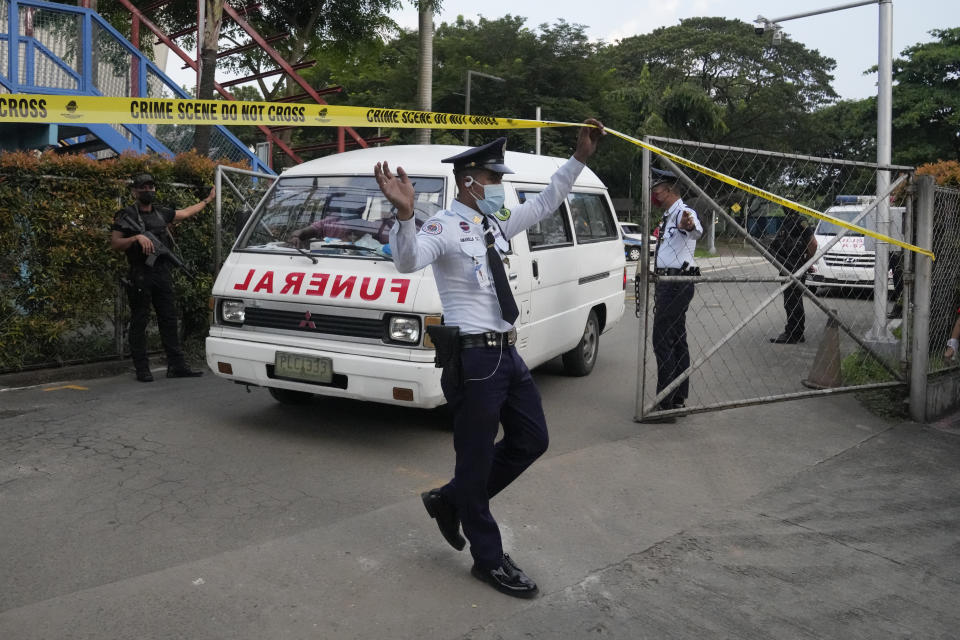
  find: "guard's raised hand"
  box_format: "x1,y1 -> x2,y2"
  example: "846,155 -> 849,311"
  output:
375,161 -> 415,220
574,118 -> 605,163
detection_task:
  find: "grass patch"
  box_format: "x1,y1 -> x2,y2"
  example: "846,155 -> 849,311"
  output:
842,346 -> 909,419
840,349 -> 897,385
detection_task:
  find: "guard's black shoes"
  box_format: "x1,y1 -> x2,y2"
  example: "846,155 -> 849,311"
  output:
770,334 -> 805,344
166,366 -> 204,378
471,553 -> 539,599
421,488 -> 465,551
135,369 -> 154,383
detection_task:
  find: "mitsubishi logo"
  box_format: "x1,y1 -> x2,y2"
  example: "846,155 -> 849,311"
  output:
299,311 -> 316,329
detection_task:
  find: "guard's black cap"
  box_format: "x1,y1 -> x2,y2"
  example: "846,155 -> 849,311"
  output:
441,137 -> 514,174
651,168 -> 677,189
132,172 -> 155,188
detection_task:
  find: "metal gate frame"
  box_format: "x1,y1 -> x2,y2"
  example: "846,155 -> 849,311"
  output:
635,137 -> 917,422
213,165 -> 277,269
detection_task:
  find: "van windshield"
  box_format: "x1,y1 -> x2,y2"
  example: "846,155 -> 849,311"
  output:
816,210 -> 877,237
238,175 -> 444,259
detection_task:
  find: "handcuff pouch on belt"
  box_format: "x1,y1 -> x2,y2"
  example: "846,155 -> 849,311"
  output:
426,325 -> 462,389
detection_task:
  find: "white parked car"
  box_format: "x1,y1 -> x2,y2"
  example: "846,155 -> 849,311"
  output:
619,222 -> 656,259
807,195 -> 902,296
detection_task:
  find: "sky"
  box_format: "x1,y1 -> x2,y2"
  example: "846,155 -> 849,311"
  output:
387,0 -> 958,101
165,0 -> 957,102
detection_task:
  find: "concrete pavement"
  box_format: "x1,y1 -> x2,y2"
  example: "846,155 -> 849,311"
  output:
2,363 -> 958,639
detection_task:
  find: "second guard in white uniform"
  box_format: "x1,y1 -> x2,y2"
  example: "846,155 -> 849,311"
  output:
651,170 -> 702,416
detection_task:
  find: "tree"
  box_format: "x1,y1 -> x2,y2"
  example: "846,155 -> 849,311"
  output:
890,28 -> 960,164
606,17 -> 838,149
97,0 -> 401,161
415,1 -> 442,145
194,0 -> 225,156
803,98 -> 878,162
798,28 -> 960,167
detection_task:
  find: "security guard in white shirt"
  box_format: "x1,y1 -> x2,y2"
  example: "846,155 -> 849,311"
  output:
651,170 -> 702,414
374,119 -> 605,598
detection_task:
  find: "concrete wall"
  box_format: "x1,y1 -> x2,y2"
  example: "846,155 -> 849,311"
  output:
925,369 -> 960,421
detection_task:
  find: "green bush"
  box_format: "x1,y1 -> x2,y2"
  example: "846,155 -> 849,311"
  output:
0,150 -> 249,371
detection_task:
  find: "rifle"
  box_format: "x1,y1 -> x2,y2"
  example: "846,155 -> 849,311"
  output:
141,230 -> 195,279
117,209 -> 196,280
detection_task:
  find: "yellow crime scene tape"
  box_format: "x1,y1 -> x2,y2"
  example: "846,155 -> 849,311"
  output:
0,93 -> 566,130
0,93 -> 931,259
604,129 -> 933,260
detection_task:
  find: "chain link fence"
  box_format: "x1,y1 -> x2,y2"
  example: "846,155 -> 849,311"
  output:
927,186 -> 960,376
635,137 -> 916,421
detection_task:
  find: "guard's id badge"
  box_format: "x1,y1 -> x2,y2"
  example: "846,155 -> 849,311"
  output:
474,258 -> 490,288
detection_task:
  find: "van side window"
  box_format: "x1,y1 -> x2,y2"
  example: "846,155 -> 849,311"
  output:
518,190 -> 573,250
568,192 -> 617,243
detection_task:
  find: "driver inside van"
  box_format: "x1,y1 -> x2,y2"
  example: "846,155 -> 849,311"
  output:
288,216 -> 350,247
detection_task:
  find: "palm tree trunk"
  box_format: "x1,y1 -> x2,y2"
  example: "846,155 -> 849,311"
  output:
194,0 -> 223,157
416,5 -> 433,145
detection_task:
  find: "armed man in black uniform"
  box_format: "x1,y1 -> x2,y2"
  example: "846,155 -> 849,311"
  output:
110,172 -> 213,382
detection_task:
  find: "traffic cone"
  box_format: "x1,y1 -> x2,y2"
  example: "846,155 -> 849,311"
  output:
802,313 -> 842,389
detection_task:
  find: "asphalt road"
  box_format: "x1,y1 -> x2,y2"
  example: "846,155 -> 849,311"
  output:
3,263 -> 947,640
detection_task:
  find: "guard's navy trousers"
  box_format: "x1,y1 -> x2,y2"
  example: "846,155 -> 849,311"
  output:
438,344 -> 549,570
653,281 -> 695,408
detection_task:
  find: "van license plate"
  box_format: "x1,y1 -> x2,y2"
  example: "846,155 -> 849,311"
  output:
274,352 -> 332,383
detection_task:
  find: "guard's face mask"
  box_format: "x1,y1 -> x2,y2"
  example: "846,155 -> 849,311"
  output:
650,189 -> 665,208
475,183 -> 505,215
137,190 -> 156,205
464,175 -> 505,215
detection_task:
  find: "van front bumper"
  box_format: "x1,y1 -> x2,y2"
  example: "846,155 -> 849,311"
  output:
205,336 -> 445,408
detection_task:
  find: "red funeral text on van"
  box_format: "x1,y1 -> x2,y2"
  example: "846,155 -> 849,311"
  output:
232,268 -> 411,304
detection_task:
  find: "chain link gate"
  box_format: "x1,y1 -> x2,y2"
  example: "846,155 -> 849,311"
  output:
634,137 -> 917,422
213,165 -> 277,271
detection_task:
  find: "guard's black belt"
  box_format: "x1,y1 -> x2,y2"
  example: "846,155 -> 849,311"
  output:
460,328 -> 517,349
655,267 -> 700,276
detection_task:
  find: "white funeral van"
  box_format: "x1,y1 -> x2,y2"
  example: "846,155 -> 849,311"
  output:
808,195 -> 904,296
206,145 -> 627,407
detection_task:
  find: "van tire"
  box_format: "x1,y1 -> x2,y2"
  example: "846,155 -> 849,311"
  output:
562,310 -> 599,376
627,246 -> 642,261
268,387 -> 313,404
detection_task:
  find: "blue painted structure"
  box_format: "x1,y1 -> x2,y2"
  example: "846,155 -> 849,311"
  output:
0,0 -> 272,173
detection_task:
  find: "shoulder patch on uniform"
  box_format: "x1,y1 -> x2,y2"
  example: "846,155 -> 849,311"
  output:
422,221 -> 443,235
494,207 -> 511,221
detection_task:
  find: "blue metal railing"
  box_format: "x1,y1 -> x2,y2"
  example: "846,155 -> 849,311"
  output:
0,0 -> 272,173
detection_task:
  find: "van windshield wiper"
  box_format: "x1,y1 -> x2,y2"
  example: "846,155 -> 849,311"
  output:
255,219 -> 317,264
320,244 -> 388,257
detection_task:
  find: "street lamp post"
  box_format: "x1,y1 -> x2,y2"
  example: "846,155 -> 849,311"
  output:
464,70 -> 505,146
755,0 -> 895,344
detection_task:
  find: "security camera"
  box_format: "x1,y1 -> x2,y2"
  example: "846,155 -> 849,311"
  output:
754,25 -> 766,35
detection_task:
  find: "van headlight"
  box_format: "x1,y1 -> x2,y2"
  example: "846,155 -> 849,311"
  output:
386,315 -> 420,344
220,299 -> 246,325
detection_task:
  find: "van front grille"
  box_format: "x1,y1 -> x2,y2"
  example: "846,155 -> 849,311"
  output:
823,253 -> 875,268
244,307 -> 384,339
